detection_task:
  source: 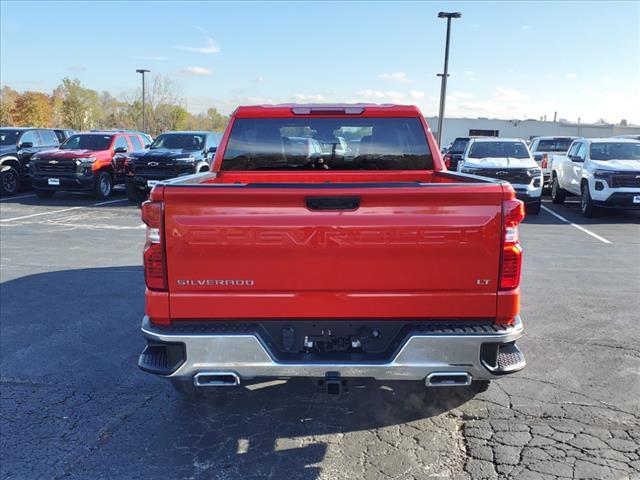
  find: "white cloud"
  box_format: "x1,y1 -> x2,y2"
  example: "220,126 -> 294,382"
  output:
409,90 -> 425,100
377,72 -> 414,83
566,73 -> 577,80
463,71 -> 475,77
133,56 -> 170,61
493,86 -> 528,102
255,76 -> 264,83
294,93 -> 327,102
450,91 -> 473,100
520,25 -> 531,31
182,66 -> 213,76
358,89 -> 406,102
171,27 -> 220,54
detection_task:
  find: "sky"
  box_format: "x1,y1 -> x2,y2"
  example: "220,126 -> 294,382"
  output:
1,1 -> 639,123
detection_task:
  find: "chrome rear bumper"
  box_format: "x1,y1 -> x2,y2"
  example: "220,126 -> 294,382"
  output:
140,316 -> 525,382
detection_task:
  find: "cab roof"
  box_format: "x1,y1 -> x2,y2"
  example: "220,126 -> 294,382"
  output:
233,103 -> 423,118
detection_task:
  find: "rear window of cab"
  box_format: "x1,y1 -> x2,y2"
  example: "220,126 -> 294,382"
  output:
221,117 -> 433,171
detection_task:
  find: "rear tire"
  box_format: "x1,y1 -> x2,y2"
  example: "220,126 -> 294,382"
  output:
527,199 -> 541,215
93,171 -> 113,199
551,175 -> 566,204
0,166 -> 21,196
580,183 -> 597,217
126,180 -> 147,203
35,189 -> 55,199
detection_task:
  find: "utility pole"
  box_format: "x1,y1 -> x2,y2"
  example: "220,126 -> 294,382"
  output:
436,11 -> 462,148
136,69 -> 150,132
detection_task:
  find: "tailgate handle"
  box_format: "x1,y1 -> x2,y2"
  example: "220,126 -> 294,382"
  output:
306,196 -> 360,211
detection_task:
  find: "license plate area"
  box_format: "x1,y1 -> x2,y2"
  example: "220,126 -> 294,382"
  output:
48,178 -> 60,186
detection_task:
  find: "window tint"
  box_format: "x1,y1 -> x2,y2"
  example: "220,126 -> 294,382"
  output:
114,136 -> 129,151
450,138 -> 469,153
468,141 -> 530,159
575,143 -> 586,159
205,134 -> 216,149
590,142 -> 640,160
150,134 -> 206,151
129,135 -> 143,151
222,117 -> 433,171
567,142 -> 581,157
20,130 -> 42,146
61,135 -> 113,151
535,138 -> 573,152
1,129 -> 23,146
39,130 -> 59,146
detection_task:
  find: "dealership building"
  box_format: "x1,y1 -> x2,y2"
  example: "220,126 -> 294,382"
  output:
427,116 -> 640,148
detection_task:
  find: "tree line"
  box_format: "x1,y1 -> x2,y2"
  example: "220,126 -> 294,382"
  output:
0,76 -> 229,136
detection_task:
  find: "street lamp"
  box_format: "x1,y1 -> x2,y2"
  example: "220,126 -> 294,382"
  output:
436,11 -> 461,148
136,69 -> 150,132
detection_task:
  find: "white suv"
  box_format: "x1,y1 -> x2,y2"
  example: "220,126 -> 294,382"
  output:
550,138 -> 640,217
458,137 -> 543,214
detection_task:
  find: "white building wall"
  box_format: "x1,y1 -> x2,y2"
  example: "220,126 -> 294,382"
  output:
426,117 -> 640,148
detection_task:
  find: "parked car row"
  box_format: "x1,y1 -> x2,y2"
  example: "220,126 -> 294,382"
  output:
549,137 -> 640,217
0,127 -> 75,196
451,135 -> 640,217
0,127 -> 222,202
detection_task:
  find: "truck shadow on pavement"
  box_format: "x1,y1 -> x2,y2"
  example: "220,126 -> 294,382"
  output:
1,266 -> 475,479
0,187 -> 136,208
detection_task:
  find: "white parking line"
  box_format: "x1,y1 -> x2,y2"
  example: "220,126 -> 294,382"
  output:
541,205 -> 612,244
0,194 -> 36,202
0,198 -> 128,223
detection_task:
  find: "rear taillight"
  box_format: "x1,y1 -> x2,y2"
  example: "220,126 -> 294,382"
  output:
500,199 -> 525,290
142,200 -> 167,291
444,153 -> 452,169
541,153 -> 548,169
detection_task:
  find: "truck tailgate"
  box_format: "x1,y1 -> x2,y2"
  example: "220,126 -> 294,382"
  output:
163,184 -> 504,319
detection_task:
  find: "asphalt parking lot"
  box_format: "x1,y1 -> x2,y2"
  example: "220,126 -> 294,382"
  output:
1,190 -> 639,480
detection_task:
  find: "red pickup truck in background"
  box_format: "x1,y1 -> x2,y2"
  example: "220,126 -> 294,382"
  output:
30,131 -> 146,199
138,104 -> 526,396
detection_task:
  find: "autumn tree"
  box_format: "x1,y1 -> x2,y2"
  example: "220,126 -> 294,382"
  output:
2,76 -> 230,133
0,86 -> 19,126
59,78 -> 101,130
12,91 -> 53,127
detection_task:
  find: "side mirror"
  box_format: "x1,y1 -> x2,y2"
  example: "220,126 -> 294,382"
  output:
207,146 -> 217,154
144,144 -> 151,149
19,142 -> 34,149
114,146 -> 128,153
569,155 -> 583,163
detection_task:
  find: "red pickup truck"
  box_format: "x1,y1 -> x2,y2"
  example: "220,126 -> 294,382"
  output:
138,104 -> 526,396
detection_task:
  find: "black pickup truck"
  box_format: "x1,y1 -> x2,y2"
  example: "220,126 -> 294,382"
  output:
124,131 -> 221,202
0,127 -> 61,195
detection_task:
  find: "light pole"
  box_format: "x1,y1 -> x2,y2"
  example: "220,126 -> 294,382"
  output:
436,11 -> 461,148
136,69 -> 150,132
